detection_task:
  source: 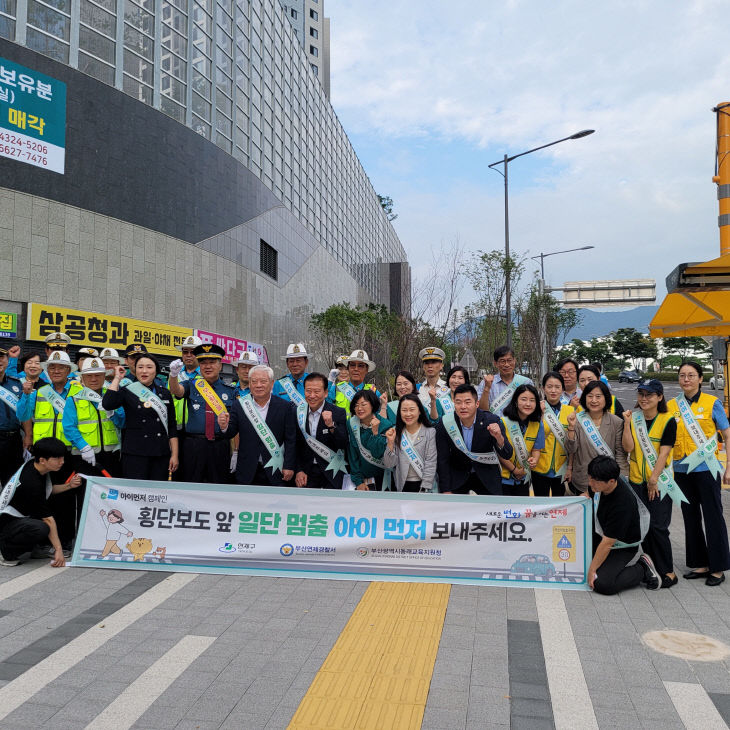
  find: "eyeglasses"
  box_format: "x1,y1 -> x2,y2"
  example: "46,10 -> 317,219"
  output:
679,373 -> 699,380
559,368 -> 577,375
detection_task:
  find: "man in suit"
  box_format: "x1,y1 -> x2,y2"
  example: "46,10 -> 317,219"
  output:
436,383 -> 512,495
219,365 -> 297,486
295,372 -> 348,489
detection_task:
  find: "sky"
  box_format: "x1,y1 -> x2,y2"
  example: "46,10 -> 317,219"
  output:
325,0 -> 730,310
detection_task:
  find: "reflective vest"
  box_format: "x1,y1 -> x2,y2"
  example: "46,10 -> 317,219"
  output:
72,390 -> 120,453
534,403 -> 573,475
668,392 -> 720,462
500,419 -> 541,479
32,382 -> 82,446
341,382 -> 377,416
174,395 -> 189,430
628,412 -> 674,484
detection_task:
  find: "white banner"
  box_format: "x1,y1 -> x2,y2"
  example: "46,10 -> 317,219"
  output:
71,477 -> 591,589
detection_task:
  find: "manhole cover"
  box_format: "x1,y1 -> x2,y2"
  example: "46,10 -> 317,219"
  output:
642,630 -> 730,661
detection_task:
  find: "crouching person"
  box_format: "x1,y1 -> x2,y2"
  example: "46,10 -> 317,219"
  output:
587,455 -> 661,595
0,437 -> 81,567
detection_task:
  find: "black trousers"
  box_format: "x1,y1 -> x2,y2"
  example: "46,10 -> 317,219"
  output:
631,481 -> 673,576
122,453 -> 170,481
403,480 -> 423,493
0,432 -> 23,486
677,470 -> 730,573
305,463 -> 339,489
593,548 -> 644,595
182,437 -> 230,484
0,516 -> 50,560
46,460 -> 80,548
531,472 -> 564,497
452,473 -> 490,495
503,480 -> 530,497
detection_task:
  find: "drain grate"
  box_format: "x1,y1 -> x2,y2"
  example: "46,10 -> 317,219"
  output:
642,630 -> 730,661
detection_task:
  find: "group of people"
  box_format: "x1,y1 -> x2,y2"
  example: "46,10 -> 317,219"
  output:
0,333 -> 728,599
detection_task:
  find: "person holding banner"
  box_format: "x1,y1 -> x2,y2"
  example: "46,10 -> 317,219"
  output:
168,343 -> 233,484
577,365 -> 623,416
0,344 -> 26,486
294,372 -> 349,489
668,361 -> 730,587
103,356 -> 179,480
555,357 -> 581,406
272,343 -> 311,406
477,346 -> 532,415
436,384 -> 512,495
346,389 -> 394,490
621,379 -> 678,588
532,371 -> 574,497
498,384 -> 545,496
383,394 -> 437,492
565,380 -> 628,494
219,364 -> 297,486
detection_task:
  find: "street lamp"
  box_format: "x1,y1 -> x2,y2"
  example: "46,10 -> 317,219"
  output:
531,245 -> 595,375
488,129 -> 595,348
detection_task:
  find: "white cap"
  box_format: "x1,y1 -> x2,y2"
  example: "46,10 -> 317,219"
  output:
335,354 -> 349,367
176,335 -> 203,351
346,349 -> 376,373
419,346 -> 445,362
234,350 -> 260,366
44,332 -> 71,347
78,347 -> 99,357
99,347 -> 124,364
282,343 -> 311,360
79,357 -> 107,375
41,350 -> 78,373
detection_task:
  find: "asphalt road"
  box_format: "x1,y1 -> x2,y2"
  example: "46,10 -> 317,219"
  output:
608,379 -> 683,407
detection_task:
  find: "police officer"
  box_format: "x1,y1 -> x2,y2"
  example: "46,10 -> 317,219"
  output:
123,343 -> 147,380
327,354 -> 349,404
99,348 -> 125,385
232,350 -> 259,397
0,343 -> 24,485
75,347 -> 99,374
168,343 -> 233,483
272,343 -> 310,406
6,331 -> 71,379
335,350 -> 380,415
171,335 -> 202,477
417,347 -> 450,412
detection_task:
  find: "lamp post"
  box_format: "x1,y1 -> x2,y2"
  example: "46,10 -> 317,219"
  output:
488,129 -> 595,348
531,245 -> 594,375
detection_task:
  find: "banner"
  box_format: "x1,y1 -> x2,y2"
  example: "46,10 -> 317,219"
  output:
195,329 -> 269,365
0,311 -> 17,338
72,477 -> 591,589
26,303 -> 192,357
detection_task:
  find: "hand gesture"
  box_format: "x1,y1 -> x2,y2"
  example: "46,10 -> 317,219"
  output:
50,548 -> 66,568
513,465 -> 526,479
570,395 -> 581,409
567,411 -> 577,428
356,483 -> 370,491
68,474 -> 82,489
282,469 -> 294,482
540,399 -> 546,414
380,392 -> 388,408
487,422 -> 501,439
322,410 -> 334,428
369,416 -> 380,432
622,409 -> 632,423
168,359 -> 184,378
295,471 -> 308,487
22,379 -> 33,395
527,455 -> 538,469
114,365 -> 127,381
217,411 -> 230,431
428,386 -> 437,402
385,427 -> 396,448
483,373 -> 494,390
8,345 -> 20,359
647,476 -> 659,500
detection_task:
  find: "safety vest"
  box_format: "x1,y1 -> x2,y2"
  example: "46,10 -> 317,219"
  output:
500,419 -> 541,479
32,382 -> 82,446
72,390 -> 120,454
174,396 -> 189,430
341,383 -> 377,416
628,411 -> 675,484
534,403 -> 573,475
668,392 -> 720,462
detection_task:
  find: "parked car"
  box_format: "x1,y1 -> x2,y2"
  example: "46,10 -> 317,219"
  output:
618,370 -> 643,383
709,373 -> 725,390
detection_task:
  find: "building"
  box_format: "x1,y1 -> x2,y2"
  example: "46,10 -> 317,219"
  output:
0,0 -> 409,370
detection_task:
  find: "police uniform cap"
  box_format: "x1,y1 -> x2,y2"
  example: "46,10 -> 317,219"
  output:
80,357 -> 107,375
124,343 -> 148,356
419,346 -> 445,363
282,343 -> 311,360
346,349 -> 376,373
44,332 -> 71,348
41,350 -> 78,373
176,335 -> 203,351
193,343 -> 225,360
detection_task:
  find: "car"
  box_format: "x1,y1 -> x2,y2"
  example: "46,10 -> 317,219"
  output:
618,370 -> 643,383
709,373 -> 725,390
510,554 -> 556,577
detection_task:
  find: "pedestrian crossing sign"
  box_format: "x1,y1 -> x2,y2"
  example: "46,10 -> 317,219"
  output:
552,526 -> 576,562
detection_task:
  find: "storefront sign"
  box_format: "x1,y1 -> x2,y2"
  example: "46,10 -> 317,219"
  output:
26,303 -> 192,356
195,329 -> 268,364
0,312 -> 17,338
72,478 -> 590,589
0,56 -> 66,173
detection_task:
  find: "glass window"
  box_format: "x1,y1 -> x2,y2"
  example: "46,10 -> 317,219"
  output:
192,69 -> 211,97
161,27 -> 187,57
38,0 -> 69,13
192,90 -> 210,119
290,8 -> 296,18
162,3 -> 187,34
27,0 -> 69,40
0,0 -> 17,13
124,24 -> 153,59
309,8 -> 317,20
310,63 -> 317,75
0,16 -> 15,40
215,114 -> 231,137
78,51 -> 115,84
161,51 -> 186,81
79,25 -> 115,62
160,71 -> 185,103
191,114 -> 210,137
309,44 -> 317,57
260,239 -> 277,280
124,1 -> 153,34
80,0 -> 115,35
124,49 -> 153,83
160,95 -> 185,122
216,133 -> 232,152
25,27 -> 68,61
123,74 -> 153,103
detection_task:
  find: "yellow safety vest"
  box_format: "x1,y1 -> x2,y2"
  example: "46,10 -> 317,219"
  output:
667,392 -> 720,461
501,419 -> 541,479
534,403 -> 574,476
72,390 -> 120,454
32,383 -> 82,446
628,411 -> 674,484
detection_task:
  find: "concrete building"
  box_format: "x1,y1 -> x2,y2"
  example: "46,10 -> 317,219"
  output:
0,0 -> 409,369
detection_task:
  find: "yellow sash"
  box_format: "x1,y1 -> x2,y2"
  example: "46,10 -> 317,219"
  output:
194,379 -> 227,415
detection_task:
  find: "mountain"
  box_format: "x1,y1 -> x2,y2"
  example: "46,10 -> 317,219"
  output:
562,306 -> 659,343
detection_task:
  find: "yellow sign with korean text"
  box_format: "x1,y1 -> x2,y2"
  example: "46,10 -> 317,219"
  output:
552,525 -> 576,562
26,303 -> 192,357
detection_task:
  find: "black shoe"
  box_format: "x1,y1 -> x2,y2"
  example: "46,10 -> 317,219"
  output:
661,575 -> 678,589
639,554 -> 661,590
705,573 -> 726,587
683,569 -> 710,579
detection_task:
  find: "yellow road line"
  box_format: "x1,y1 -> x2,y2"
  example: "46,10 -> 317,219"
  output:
288,582 -> 451,730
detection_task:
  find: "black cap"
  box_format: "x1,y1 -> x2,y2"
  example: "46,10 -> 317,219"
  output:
194,343 -> 226,360
637,379 -> 664,395
124,343 -> 148,356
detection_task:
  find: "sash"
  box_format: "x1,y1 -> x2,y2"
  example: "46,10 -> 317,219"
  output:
194,379 -> 227,415
400,429 -> 425,480
0,383 -> 19,412
280,377 -> 305,407
239,395 -> 284,472
575,411 -> 613,458
126,381 -> 169,434
676,394 -> 723,478
296,403 -> 347,475
387,400 -> 398,420
105,377 -> 132,389
38,384 -> 67,416
490,374 -> 528,414
349,416 -> 392,490
0,465 -> 51,518
504,418 -> 531,478
594,478 -> 650,560
178,369 -> 198,384
543,405 -> 568,477
337,381 -> 357,402
75,386 -> 103,405
440,398 -> 498,465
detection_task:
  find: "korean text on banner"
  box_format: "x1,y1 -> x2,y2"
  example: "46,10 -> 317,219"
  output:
0,312 -> 17,339
0,56 -> 66,174
72,478 -> 591,590
27,303 -> 192,357
195,329 -> 269,365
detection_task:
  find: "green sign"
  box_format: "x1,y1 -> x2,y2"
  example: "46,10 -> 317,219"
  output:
0,312 -> 17,338
0,56 -> 66,173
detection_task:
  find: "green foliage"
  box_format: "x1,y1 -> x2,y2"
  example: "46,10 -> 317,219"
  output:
377,194 -> 398,222
609,328 -> 658,369
661,336 -> 711,359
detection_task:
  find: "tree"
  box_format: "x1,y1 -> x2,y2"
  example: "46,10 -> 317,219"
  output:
609,328 -> 658,369
377,194 -> 398,222
661,336 -> 711,360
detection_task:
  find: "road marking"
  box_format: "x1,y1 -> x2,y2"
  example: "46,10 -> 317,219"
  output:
0,564 -> 67,602
0,572 -> 196,721
288,581 -> 450,730
85,634 -> 215,729
664,681 -> 728,730
535,589 -> 598,730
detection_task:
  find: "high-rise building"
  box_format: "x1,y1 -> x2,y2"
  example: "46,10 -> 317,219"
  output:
0,0 -> 409,367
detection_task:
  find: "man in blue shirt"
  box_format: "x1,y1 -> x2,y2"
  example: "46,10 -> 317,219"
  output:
272,343 -> 310,406
232,350 -> 259,397
0,343 -> 24,485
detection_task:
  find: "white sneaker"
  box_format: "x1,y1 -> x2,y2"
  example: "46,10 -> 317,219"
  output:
639,554 -> 661,590
0,548 -> 19,567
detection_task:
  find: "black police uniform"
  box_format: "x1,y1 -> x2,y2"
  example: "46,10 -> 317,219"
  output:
0,372 -> 24,486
